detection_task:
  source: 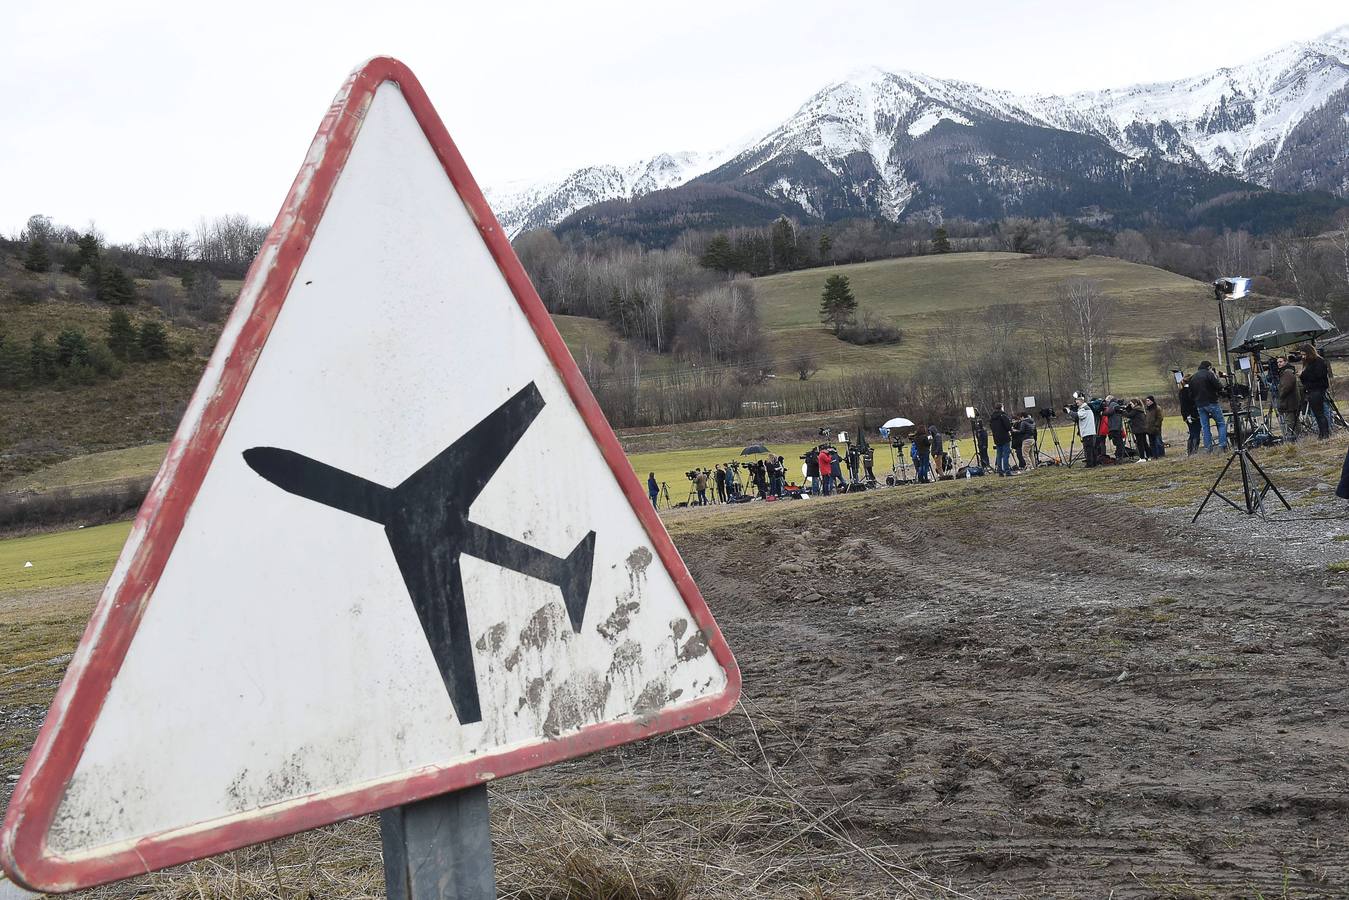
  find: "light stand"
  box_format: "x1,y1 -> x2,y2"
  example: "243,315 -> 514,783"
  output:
1192,280 -> 1291,522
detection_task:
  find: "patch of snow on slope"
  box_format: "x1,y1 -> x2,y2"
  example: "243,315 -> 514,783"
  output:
907,108 -> 972,136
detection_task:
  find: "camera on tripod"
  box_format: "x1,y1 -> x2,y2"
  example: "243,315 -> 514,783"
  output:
1039,407 -> 1056,421
684,469 -> 705,481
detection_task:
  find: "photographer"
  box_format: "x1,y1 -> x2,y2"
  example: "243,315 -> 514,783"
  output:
648,472 -> 659,507
862,445 -> 876,483
1068,396 -> 1099,467
829,446 -> 846,492
817,445 -> 834,495
713,464 -> 728,504
694,469 -> 709,506
1102,396 -> 1127,460
1125,398 -> 1149,461
770,455 -> 786,497
1298,343 -> 1331,439
1190,361 -> 1228,452
914,428 -> 932,483
990,403 -> 1014,476
928,425 -> 945,479
1277,355 -> 1302,443
802,447 -> 820,495
974,419 -> 990,469
1015,413 -> 1036,470
1144,396 -> 1164,458
1177,375 -> 1200,454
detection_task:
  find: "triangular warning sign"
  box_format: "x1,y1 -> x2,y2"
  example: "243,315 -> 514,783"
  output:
1,58 -> 739,893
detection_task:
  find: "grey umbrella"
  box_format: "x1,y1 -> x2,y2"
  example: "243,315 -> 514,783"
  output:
1229,305 -> 1335,352
741,444 -> 771,456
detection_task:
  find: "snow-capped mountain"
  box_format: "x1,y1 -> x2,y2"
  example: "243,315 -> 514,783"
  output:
483,150 -> 731,236
488,24 -> 1349,236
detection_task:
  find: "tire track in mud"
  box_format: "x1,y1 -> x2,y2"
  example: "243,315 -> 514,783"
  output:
664,486 -> 1349,896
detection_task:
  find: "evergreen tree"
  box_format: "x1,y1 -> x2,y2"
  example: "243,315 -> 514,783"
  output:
23,239 -> 51,273
76,232 -> 101,270
770,217 -> 798,271
55,328 -> 91,368
98,265 -> 136,305
819,274 -> 858,335
106,309 -> 138,360
931,227 -> 952,253
818,232 -> 833,263
137,321 -> 170,360
30,332 -> 56,382
699,234 -> 733,272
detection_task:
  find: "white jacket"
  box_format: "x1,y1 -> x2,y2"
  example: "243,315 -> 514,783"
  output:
1073,404 -> 1097,438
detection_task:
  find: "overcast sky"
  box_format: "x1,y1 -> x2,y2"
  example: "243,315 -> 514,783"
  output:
3,0 -> 1344,243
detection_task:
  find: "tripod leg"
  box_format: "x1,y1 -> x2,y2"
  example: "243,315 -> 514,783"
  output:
1191,451 -> 1242,523
1242,450 -> 1293,511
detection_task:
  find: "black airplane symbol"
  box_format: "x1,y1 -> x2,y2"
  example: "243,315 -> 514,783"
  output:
242,382 -> 596,724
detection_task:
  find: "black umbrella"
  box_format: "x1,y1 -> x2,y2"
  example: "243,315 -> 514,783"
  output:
1229,305 -> 1335,352
741,444 -> 771,456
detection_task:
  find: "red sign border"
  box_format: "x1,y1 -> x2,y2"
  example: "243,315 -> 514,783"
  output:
1,57 -> 740,893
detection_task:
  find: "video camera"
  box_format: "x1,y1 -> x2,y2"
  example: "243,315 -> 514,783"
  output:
685,469 -> 706,481
1038,407 -> 1056,421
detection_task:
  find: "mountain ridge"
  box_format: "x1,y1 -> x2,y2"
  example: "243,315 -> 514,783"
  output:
488,24 -> 1349,237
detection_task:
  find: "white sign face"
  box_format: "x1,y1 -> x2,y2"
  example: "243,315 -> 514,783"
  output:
1023,396 -> 1036,409
1,60 -> 738,893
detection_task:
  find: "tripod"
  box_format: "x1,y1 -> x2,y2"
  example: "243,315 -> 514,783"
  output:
888,440 -> 911,485
1192,281 -> 1291,522
1036,416 -> 1072,466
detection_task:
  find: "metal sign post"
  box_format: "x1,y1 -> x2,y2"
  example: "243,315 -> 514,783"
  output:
381,787 -> 495,900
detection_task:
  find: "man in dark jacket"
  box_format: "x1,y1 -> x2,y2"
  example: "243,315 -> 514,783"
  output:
974,419 -> 990,469
913,429 -> 932,483
1276,356 -> 1302,442
1178,376 -> 1200,454
1190,361 -> 1228,451
928,425 -> 945,478
990,404 -> 1014,476
713,464 -> 728,503
1102,396 -> 1127,460
803,448 -> 820,495
1299,344 -> 1332,439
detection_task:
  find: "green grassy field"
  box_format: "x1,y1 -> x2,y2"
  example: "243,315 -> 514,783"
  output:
0,521 -> 131,595
2,443 -> 167,494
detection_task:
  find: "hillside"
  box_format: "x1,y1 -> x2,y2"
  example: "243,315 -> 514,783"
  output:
751,251 -> 1215,393
0,249 -> 1230,482
0,252 -> 229,479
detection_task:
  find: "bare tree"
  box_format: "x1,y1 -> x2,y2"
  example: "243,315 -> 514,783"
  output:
1054,278 -> 1117,396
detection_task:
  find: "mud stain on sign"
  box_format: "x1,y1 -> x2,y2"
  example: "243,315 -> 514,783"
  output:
474,621 -> 509,653
543,670 -> 610,737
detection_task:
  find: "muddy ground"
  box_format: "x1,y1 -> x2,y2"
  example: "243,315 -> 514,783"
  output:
4,445 -> 1349,898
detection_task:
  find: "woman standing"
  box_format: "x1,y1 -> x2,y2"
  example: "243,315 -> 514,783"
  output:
1126,400 -> 1150,461
1143,396 -> 1164,458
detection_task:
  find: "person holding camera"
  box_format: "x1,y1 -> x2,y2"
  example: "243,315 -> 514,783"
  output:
1190,361 -> 1228,452
1015,413 -> 1037,470
1101,396 -> 1127,460
990,403 -> 1014,476
802,448 -> 820,495
1125,399 -> 1149,461
1299,343 -> 1332,439
974,419 -> 990,469
862,445 -> 876,483
817,445 -> 834,495
1068,396 -> 1098,467
694,469 -> 709,506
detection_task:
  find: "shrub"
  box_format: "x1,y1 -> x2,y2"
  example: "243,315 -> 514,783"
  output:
138,320 -> 170,359
837,310 -> 903,346
106,309 -> 137,360
55,328 -> 91,368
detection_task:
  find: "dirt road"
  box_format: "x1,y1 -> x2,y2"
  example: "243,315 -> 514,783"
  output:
4,447 -> 1349,897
